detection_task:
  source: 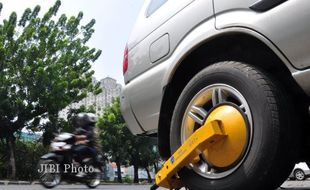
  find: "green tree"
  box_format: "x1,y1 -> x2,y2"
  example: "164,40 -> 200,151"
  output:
126,135 -> 141,183
97,98 -> 128,183
98,98 -> 160,183
0,139 -> 48,180
137,138 -> 160,183
127,135 -> 160,183
15,140 -> 48,180
0,0 -> 101,179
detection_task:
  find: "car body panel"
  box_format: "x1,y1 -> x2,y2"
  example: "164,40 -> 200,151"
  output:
125,0 -> 212,83
122,0 -> 310,134
292,69 -> 310,96
123,0 -> 214,132
162,27 -> 296,87
124,59 -> 167,133
214,0 -> 310,70
214,0 -> 258,13
124,22 -> 302,133
120,88 -> 145,134
127,0 -> 195,52
122,18 -> 216,133
294,162 -> 310,172
149,33 -> 170,63
214,0 -> 310,96
124,0 -> 196,83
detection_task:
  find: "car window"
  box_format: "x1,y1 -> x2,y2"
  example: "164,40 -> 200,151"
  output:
146,0 -> 168,17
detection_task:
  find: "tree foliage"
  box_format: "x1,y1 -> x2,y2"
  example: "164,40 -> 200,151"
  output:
97,98 -> 128,182
0,140 -> 48,180
97,99 -> 160,183
127,134 -> 160,183
0,0 -> 101,179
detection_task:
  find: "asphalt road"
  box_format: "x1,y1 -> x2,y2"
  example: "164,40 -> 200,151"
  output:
0,181 -> 310,190
0,185 -> 156,190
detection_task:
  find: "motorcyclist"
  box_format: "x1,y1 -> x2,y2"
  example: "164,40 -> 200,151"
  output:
73,113 -> 99,166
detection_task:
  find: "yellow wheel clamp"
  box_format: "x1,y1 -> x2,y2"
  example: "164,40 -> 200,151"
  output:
150,120 -> 227,190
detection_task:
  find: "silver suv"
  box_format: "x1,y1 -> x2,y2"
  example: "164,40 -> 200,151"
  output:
121,0 -> 310,189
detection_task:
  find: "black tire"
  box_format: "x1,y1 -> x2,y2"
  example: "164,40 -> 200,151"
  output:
294,169 -> 305,181
170,62 -> 297,190
86,167 -> 101,188
37,159 -> 61,189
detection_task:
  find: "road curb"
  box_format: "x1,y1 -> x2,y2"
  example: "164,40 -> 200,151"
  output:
0,181 -> 31,185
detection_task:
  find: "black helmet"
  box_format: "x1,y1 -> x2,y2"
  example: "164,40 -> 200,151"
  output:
75,112 -> 97,127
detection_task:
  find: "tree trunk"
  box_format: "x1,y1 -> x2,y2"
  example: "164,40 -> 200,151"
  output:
153,162 -> 158,173
145,166 -> 152,183
116,160 -> 122,183
7,135 -> 16,179
133,160 -> 139,183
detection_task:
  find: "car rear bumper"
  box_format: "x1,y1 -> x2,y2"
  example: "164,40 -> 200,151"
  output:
305,170 -> 310,176
120,87 -> 145,135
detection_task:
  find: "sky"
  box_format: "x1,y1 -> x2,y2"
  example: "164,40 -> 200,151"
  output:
0,0 -> 145,84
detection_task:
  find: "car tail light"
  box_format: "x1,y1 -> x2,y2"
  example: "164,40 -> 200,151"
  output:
123,46 -> 128,74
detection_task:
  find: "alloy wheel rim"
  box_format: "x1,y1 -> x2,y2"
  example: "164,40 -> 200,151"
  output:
295,171 -> 305,180
181,84 -> 253,179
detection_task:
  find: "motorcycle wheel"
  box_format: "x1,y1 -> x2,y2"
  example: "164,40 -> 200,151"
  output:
38,159 -> 61,189
86,167 -> 101,188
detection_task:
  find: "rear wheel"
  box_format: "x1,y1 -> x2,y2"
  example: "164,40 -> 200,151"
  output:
38,159 -> 61,189
170,62 -> 297,190
294,169 -> 305,181
86,167 -> 101,188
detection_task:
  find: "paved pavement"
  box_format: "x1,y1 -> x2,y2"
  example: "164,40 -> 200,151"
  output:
0,181 -> 310,190
281,180 -> 310,189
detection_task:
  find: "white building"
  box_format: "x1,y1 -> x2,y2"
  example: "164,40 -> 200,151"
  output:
59,77 -> 122,118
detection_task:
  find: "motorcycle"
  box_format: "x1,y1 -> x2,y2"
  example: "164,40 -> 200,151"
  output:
37,132 -> 103,189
